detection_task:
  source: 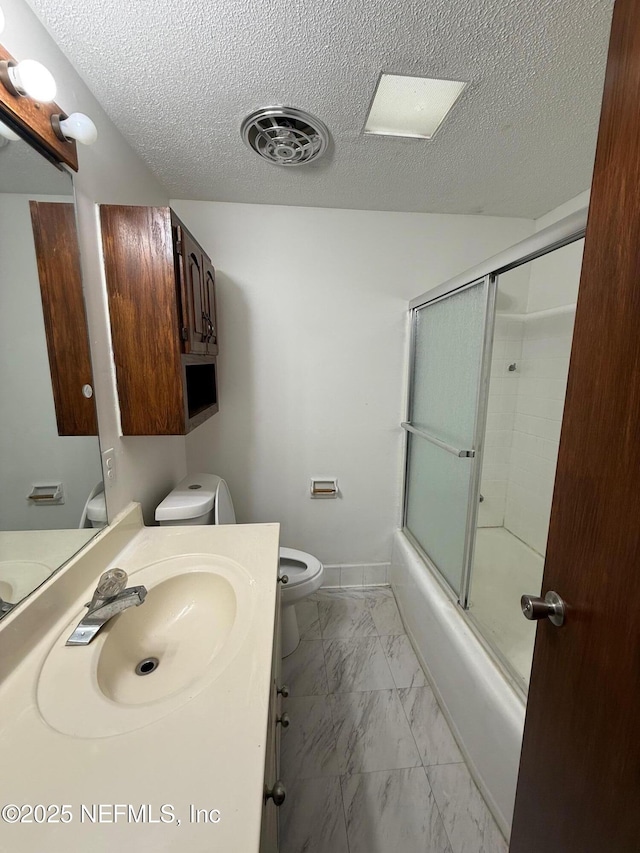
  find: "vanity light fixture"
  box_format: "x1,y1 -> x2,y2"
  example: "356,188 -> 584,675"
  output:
364,73 -> 467,140
0,58 -> 57,102
51,112 -> 98,145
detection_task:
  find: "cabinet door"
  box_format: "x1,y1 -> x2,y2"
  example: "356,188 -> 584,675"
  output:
29,201 -> 98,436
203,256 -> 218,355
177,226 -> 208,355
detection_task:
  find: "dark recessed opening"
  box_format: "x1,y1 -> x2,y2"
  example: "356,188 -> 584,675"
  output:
185,362 -> 217,419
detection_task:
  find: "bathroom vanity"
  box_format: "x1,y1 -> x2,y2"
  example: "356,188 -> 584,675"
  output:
0,505 -> 284,852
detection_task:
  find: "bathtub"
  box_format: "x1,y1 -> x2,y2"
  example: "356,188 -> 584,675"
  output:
390,530 -> 525,838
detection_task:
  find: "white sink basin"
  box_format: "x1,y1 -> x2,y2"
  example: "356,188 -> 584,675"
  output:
37,553 -> 256,738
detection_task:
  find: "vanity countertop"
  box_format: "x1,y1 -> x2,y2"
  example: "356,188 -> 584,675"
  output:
0,514 -> 280,853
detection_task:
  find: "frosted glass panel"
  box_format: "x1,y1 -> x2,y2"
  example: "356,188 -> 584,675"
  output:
411,281 -> 486,447
405,279 -> 488,596
405,434 -> 473,593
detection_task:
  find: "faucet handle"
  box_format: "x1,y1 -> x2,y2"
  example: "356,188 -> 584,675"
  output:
94,568 -> 128,600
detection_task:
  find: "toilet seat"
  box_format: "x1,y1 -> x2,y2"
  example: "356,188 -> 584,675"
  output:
278,547 -> 323,604
279,547 -> 322,581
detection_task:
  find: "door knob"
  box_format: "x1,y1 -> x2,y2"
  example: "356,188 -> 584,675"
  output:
277,712 -> 290,728
521,591 -> 565,627
264,781 -> 286,806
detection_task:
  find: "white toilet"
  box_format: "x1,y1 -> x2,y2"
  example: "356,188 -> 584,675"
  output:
155,473 -> 323,657
79,483 -> 107,529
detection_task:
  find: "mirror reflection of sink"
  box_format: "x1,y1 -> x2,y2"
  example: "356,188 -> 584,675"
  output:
0,560 -> 53,603
37,554 -> 256,738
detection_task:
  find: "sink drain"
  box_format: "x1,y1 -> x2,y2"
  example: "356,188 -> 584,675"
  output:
135,657 -> 159,676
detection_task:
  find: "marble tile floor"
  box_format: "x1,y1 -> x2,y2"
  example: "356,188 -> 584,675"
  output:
280,587 -> 508,853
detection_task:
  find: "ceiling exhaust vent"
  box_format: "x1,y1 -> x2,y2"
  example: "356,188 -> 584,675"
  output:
241,106 -> 330,167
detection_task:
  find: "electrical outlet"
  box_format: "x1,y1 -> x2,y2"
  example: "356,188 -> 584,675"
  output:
102,448 -> 116,483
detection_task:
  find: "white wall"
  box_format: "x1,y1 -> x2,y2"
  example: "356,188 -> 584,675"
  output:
173,200 -> 531,565
0,194 -> 102,529
3,0 -> 187,524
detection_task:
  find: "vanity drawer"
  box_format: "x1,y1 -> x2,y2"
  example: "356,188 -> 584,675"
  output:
260,584 -> 284,852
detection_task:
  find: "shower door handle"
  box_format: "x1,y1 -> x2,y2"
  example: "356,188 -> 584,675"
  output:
521,591 -> 565,627
400,423 -> 475,458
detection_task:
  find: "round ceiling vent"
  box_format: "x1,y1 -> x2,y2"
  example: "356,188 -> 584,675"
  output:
241,106 -> 330,167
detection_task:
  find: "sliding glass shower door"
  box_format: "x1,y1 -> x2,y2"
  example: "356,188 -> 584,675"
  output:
403,276 -> 494,597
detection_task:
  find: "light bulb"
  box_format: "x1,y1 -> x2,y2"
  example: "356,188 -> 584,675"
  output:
7,59 -> 57,102
53,112 -> 98,145
0,120 -> 19,142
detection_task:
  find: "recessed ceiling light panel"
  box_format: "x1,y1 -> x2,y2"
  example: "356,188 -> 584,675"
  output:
364,74 -> 467,140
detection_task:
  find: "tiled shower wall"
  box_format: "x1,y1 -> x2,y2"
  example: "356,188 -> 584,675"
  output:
478,315 -> 523,528
503,309 -> 575,554
479,239 -> 583,557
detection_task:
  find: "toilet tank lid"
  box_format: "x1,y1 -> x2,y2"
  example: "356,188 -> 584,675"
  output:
87,492 -> 107,523
155,473 -> 221,522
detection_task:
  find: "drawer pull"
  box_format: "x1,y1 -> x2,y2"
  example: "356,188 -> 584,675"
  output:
277,712 -> 290,728
277,684 -> 289,698
278,574 -> 289,584
264,781 -> 286,806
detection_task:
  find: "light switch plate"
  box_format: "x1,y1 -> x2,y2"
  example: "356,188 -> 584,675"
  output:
102,447 -> 116,483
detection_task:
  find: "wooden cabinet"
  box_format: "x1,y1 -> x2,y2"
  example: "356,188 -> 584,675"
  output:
203,256 -> 218,351
260,586 -> 284,853
29,201 -> 98,436
100,205 -> 219,435
174,220 -> 218,356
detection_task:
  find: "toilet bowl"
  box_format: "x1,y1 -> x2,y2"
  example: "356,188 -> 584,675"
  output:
79,483 -> 107,529
155,473 -> 324,657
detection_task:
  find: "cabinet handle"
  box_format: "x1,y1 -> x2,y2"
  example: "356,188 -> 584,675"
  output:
278,574 -> 289,585
277,684 -> 289,698
202,311 -> 215,342
276,712 -> 290,728
264,781 -> 286,806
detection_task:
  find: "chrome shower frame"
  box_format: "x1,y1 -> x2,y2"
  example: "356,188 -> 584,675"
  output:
401,208 -> 588,610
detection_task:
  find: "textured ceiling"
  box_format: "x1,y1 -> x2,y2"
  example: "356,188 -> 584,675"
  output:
26,0 -> 614,217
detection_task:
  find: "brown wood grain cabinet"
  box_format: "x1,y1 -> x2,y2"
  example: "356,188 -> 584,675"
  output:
29,201 -> 98,437
175,221 -> 218,356
100,205 -> 219,435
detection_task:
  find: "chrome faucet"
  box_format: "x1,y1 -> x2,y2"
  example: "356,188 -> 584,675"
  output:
0,598 -> 14,617
66,568 -> 147,646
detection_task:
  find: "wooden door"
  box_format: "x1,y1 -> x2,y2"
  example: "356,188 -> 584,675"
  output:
203,256 -> 218,355
29,201 -> 98,436
177,226 -> 208,354
510,1 -> 640,850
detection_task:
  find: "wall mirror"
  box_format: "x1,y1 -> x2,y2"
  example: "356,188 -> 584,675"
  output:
0,117 -> 104,618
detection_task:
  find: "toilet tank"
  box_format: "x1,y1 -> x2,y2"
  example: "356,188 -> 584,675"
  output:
155,473 -> 236,526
